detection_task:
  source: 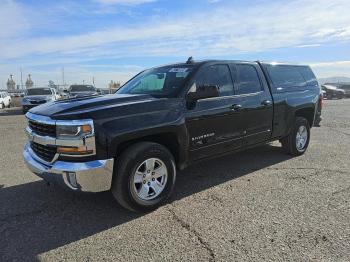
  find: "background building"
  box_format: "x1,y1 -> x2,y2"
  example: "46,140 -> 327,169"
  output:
108,80 -> 121,93
25,74 -> 34,89
6,75 -> 16,90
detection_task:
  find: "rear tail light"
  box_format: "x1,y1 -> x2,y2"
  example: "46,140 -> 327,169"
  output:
319,93 -> 323,109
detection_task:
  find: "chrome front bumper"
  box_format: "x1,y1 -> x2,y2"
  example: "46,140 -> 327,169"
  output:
23,143 -> 114,192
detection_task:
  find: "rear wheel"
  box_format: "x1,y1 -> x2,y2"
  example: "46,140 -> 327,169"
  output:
111,142 -> 176,212
281,117 -> 310,155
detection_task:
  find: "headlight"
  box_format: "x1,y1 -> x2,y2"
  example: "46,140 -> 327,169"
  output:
56,122 -> 93,139
56,120 -> 95,156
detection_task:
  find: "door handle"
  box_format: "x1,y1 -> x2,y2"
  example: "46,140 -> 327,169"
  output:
230,104 -> 243,111
261,100 -> 272,106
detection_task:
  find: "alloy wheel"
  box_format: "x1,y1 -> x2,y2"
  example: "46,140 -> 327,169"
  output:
132,158 -> 168,200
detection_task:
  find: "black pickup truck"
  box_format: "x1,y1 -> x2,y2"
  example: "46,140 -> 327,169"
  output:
23,59 -> 322,212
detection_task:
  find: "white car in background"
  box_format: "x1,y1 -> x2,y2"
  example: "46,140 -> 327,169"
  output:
0,91 -> 12,109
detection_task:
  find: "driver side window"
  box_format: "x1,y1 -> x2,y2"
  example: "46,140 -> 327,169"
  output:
194,64 -> 234,97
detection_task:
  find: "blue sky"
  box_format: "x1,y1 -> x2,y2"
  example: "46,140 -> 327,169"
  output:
1,0 -> 350,88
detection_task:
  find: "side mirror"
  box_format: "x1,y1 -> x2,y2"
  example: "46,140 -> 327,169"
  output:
187,84 -> 219,102
63,89 -> 68,93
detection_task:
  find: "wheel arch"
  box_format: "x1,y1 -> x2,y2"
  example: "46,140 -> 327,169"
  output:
295,107 -> 315,128
113,132 -> 186,169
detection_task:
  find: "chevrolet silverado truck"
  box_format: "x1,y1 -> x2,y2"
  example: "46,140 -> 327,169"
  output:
23,59 -> 322,212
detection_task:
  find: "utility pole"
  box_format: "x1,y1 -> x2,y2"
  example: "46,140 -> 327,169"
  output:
62,67 -> 65,89
20,67 -> 23,89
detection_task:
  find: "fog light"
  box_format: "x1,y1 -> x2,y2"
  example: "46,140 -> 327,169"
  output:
66,172 -> 78,188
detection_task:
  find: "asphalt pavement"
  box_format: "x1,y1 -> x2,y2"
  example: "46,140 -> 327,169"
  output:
0,99 -> 349,261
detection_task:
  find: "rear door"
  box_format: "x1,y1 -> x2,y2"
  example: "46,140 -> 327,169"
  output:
231,63 -> 273,146
185,63 -> 246,160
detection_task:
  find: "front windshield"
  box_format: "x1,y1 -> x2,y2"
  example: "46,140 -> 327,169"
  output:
117,66 -> 194,97
26,88 -> 52,95
70,85 -> 96,92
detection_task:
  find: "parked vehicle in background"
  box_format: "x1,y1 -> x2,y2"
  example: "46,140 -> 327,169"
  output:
99,88 -> 112,95
65,85 -> 100,98
339,84 -> 350,98
22,88 -> 60,114
0,91 -> 12,109
23,59 -> 321,212
322,85 -> 345,99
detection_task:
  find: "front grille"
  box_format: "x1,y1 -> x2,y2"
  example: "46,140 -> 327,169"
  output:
30,100 -> 46,105
31,142 -> 57,162
29,120 -> 56,137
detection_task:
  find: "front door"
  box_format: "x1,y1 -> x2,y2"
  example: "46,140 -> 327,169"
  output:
185,64 -> 246,161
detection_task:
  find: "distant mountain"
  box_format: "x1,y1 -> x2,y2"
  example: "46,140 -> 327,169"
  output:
318,76 -> 350,84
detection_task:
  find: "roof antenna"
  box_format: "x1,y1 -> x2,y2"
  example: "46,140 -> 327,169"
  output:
186,56 -> 194,64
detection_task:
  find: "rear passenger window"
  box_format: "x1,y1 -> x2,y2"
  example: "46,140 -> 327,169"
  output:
235,64 -> 262,95
266,65 -> 307,89
298,66 -> 318,87
195,64 -> 234,96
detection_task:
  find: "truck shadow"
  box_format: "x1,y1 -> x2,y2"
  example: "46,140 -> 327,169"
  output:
0,107 -> 23,116
0,144 -> 292,261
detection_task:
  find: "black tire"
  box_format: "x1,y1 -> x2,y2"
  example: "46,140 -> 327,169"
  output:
280,117 -> 310,156
111,142 -> 176,212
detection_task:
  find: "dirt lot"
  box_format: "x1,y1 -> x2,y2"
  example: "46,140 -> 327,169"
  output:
0,100 -> 349,261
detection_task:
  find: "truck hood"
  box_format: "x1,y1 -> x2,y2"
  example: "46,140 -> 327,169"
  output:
29,94 -> 159,118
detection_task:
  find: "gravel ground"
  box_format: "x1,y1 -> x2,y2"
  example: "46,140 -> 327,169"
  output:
0,100 -> 349,262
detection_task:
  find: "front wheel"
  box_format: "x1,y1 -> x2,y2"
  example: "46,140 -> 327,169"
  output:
111,142 -> 176,212
281,117 -> 310,156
